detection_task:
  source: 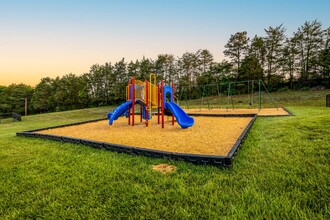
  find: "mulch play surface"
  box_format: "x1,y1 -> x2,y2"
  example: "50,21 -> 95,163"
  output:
36,116 -> 253,156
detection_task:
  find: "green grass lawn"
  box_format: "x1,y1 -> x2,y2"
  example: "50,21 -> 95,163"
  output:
0,92 -> 329,219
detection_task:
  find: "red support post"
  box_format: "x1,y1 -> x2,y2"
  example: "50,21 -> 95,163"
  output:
162,80 -> 165,129
171,82 -> 174,125
145,80 -> 149,127
128,80 -> 131,125
132,77 -> 135,126
140,106 -> 142,122
157,83 -> 160,124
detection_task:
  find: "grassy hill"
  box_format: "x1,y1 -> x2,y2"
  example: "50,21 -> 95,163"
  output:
0,90 -> 329,219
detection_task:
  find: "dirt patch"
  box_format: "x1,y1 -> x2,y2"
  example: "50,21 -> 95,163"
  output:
152,164 -> 176,174
36,116 -> 253,156
185,107 -> 289,116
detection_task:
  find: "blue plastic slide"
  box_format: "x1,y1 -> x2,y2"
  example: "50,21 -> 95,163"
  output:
108,101 -> 132,125
165,102 -> 194,129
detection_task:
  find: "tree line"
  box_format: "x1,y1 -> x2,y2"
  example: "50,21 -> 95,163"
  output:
0,20 -> 329,114
225,20 -> 329,89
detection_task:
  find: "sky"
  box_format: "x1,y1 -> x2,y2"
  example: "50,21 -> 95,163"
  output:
1,0 -> 330,86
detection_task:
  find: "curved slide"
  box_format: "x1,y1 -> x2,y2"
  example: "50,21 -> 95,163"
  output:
165,102 -> 194,129
108,101 -> 131,125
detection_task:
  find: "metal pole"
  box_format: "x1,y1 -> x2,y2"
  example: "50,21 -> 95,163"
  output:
128,80 -> 131,125
132,77 -> 135,126
179,85 -> 184,106
200,85 -> 205,110
187,86 -> 190,110
145,80 -> 149,127
258,80 -> 261,112
261,80 -> 279,110
162,80 -> 165,129
171,82 -> 174,125
251,80 -> 254,106
158,83 -> 160,124
227,83 -> 230,112
231,83 -> 235,110
217,83 -> 221,109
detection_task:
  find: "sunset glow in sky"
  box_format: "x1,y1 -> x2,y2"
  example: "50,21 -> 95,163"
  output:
1,0 -> 329,86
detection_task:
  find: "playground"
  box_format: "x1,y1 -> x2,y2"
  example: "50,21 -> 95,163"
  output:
5,101 -> 329,219
107,73 -> 194,129
22,74 -> 292,164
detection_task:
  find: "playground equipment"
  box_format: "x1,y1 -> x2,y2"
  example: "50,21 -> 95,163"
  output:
107,74 -> 194,129
178,80 -> 278,112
